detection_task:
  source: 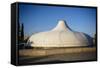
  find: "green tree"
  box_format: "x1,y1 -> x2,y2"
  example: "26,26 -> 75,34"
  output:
21,23 -> 24,42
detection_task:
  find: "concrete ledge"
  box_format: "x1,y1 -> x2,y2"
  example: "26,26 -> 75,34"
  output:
19,47 -> 96,57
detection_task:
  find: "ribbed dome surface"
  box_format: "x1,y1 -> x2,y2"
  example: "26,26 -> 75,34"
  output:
28,20 -> 93,47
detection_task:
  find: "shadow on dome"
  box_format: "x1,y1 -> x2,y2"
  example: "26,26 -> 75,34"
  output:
83,33 -> 94,47
63,20 -> 72,31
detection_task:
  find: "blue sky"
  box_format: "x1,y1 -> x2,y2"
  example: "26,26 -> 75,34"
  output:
19,4 -> 96,38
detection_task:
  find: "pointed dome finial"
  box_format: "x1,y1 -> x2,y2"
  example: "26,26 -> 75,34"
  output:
52,20 -> 71,31
57,20 -> 66,26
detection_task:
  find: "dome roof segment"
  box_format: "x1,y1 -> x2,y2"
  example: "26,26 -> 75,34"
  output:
28,20 -> 93,47
51,20 -> 71,31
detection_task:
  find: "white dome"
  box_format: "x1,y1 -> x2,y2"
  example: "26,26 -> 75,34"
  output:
27,20 -> 93,47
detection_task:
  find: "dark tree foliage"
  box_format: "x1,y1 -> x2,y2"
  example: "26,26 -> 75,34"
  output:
21,23 -> 24,42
